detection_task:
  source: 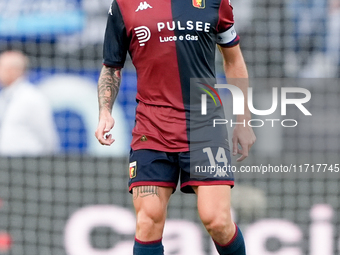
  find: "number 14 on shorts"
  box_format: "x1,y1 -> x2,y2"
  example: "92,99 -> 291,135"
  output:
193,147 -> 233,178
203,147 -> 229,167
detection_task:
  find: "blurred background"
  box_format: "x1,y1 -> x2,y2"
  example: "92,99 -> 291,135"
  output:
0,0 -> 339,254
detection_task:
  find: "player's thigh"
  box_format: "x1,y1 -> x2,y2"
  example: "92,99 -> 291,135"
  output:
133,186 -> 173,222
129,149 -> 179,223
128,149 -> 179,193
193,185 -> 233,225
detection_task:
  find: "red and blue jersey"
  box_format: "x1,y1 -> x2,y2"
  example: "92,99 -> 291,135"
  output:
103,0 -> 239,152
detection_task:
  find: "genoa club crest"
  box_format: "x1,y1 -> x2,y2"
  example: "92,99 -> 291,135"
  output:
192,0 -> 205,9
129,161 -> 137,178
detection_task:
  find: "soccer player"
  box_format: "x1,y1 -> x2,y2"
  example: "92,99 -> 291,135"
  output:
95,0 -> 256,254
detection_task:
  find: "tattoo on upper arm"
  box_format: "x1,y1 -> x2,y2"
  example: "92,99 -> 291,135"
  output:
98,66 -> 122,113
133,186 -> 160,200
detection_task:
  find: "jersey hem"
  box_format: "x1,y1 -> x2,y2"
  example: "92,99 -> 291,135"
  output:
131,144 -> 189,153
136,96 -> 187,110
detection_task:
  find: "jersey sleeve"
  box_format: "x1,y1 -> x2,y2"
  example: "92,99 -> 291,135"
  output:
103,0 -> 129,67
215,0 -> 240,47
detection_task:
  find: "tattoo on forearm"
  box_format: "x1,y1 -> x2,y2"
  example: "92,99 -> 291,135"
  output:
98,66 -> 121,113
133,186 -> 160,200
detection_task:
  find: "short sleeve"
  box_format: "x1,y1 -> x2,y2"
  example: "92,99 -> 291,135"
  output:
216,0 -> 240,47
103,0 -> 129,67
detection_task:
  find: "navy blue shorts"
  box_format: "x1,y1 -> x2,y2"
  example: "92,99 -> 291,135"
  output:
128,147 -> 234,193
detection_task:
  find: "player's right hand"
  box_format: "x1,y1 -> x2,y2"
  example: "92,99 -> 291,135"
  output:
95,114 -> 115,146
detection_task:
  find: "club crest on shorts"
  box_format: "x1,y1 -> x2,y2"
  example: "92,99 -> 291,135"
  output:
129,161 -> 137,178
193,0 -> 205,9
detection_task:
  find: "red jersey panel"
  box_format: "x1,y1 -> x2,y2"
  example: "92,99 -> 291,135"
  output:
103,0 -> 239,152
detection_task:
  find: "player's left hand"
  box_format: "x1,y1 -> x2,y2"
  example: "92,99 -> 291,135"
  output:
232,124 -> 256,162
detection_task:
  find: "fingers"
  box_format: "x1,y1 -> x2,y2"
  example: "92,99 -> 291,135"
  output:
232,137 -> 238,156
95,119 -> 115,146
103,134 -> 115,146
236,145 -> 248,162
232,137 -> 250,162
232,126 -> 256,162
96,131 -> 115,146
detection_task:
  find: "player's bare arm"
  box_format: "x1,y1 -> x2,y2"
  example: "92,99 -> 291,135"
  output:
95,65 -> 122,146
220,45 -> 256,162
